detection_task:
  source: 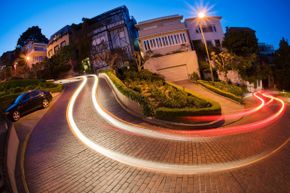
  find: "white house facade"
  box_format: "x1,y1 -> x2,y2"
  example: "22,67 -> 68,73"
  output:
136,15 -> 200,81
185,16 -> 224,48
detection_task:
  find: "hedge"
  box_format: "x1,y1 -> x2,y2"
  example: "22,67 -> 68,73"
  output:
155,82 -> 221,120
0,80 -> 63,110
104,71 -> 153,116
104,71 -> 221,120
197,80 -> 243,103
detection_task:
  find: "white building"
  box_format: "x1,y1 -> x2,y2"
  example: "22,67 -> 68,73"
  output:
22,41 -> 47,69
185,16 -> 224,48
136,15 -> 200,81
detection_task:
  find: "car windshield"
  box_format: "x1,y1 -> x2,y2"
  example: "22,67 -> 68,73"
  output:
13,93 -> 25,104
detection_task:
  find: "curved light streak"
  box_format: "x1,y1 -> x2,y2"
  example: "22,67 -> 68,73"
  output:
67,75 -> 290,175
183,92 -> 273,122
92,75 -> 286,138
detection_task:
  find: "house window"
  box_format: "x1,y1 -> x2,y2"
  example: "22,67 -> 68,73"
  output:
161,37 -> 165,46
34,46 -> 46,51
144,41 -> 148,50
119,31 -> 125,38
48,49 -> 53,57
150,40 -> 153,48
171,35 -> 175,45
147,40 -> 151,50
215,39 -> 221,47
54,45 -> 60,53
177,35 -> 181,44
165,36 -> 169,46
174,35 -> 178,44
182,33 -> 187,42
61,41 -> 66,47
159,38 -> 163,47
206,40 -> 213,48
153,39 -> 156,48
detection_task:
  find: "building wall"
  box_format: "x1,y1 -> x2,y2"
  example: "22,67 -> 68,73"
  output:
144,51 -> 200,81
140,30 -> 191,55
24,42 -> 47,68
47,34 -> 70,58
137,15 -> 200,81
89,6 -> 137,70
137,16 -> 191,56
138,17 -> 186,38
185,17 -> 224,47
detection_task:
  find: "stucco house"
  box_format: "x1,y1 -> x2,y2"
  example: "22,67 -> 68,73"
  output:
136,15 -> 200,82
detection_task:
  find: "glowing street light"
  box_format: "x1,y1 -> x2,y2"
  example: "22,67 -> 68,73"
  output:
198,11 -> 206,19
197,10 -> 214,81
26,56 -> 30,61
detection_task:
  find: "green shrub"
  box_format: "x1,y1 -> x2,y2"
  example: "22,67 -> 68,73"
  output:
189,72 -> 200,82
155,82 -> 222,120
0,79 -> 63,109
105,71 -> 153,116
104,70 -> 221,120
197,80 -> 243,103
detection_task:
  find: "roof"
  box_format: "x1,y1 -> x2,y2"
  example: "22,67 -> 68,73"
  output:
49,25 -> 71,43
227,27 -> 256,32
185,16 -> 222,21
90,6 -> 129,23
136,15 -> 183,27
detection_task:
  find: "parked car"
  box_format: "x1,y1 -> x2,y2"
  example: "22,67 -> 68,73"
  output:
4,90 -> 52,121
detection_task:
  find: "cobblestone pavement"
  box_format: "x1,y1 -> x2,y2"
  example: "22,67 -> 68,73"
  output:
24,76 -> 290,193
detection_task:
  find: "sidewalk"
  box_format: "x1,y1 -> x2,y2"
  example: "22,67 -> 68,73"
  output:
175,80 -> 245,114
13,93 -> 61,193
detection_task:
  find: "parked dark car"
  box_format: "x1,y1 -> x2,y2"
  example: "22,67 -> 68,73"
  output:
4,90 -> 52,121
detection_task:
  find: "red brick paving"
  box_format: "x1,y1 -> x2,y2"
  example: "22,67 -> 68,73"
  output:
24,77 -> 290,193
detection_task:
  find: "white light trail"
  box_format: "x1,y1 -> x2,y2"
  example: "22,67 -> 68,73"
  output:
66,75 -> 290,175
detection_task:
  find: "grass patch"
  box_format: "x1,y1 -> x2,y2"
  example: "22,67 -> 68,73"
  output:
282,91 -> 290,98
197,80 -> 245,103
0,79 -> 63,110
104,70 -> 221,121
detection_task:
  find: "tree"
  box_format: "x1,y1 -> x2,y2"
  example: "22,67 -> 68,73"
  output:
273,38 -> 290,90
211,50 -> 235,80
35,46 -> 73,79
91,41 -> 127,71
70,19 -> 92,71
223,27 -> 259,57
133,51 -> 146,72
17,26 -> 48,48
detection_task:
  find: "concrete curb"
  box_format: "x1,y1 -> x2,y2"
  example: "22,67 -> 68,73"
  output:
99,75 -> 224,130
18,91 -> 63,193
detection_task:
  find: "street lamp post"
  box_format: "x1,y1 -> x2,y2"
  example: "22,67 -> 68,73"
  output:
198,12 -> 214,81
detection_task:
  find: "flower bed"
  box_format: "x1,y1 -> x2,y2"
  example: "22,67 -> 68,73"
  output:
197,80 -> 244,103
105,70 -> 221,121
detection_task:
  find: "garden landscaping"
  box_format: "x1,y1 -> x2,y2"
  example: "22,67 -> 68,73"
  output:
197,80 -> 246,103
104,70 -> 221,122
0,79 -> 63,110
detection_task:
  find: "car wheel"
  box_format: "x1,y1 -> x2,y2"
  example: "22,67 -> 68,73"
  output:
12,111 -> 21,121
42,99 -> 49,108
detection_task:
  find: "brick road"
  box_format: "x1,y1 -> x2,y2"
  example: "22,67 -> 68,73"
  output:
24,76 -> 290,193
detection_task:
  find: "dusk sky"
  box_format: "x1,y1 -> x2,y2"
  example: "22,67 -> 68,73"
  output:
0,0 -> 289,55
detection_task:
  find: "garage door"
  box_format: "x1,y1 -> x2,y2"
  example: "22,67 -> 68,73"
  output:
157,64 -> 188,82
